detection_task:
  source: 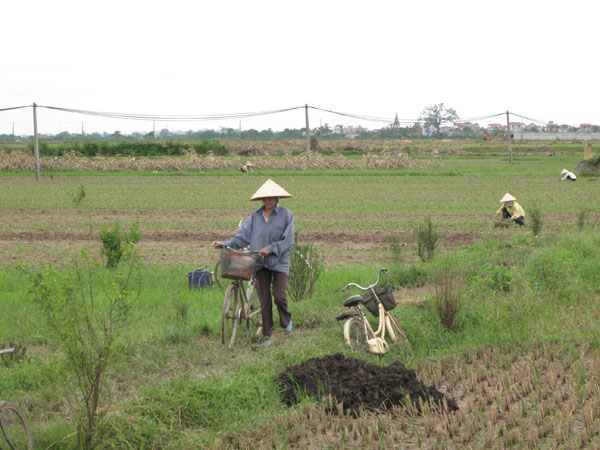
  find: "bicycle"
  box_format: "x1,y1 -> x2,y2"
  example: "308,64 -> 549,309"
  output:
0,348 -> 34,450
218,246 -> 263,348
336,268 -> 412,356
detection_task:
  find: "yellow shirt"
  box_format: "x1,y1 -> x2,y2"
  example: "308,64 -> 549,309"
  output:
496,202 -> 525,219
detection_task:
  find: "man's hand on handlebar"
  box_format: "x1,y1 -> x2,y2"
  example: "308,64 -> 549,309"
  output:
258,247 -> 270,258
212,241 -> 224,249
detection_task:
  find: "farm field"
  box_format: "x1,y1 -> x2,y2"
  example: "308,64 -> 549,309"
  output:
0,155 -> 596,266
1,153 -> 600,448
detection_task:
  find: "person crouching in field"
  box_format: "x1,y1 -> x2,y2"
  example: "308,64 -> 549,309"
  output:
495,193 -> 526,226
240,161 -> 253,173
212,179 -> 294,345
560,168 -> 577,181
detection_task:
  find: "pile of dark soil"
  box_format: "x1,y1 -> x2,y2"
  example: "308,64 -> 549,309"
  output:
277,353 -> 458,414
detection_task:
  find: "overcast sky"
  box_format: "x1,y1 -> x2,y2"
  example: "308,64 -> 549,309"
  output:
2,0 -> 599,135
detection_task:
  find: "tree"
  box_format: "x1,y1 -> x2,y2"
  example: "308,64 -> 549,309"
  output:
419,103 -> 458,136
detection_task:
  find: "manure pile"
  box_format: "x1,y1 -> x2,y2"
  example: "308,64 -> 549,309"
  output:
277,353 -> 457,414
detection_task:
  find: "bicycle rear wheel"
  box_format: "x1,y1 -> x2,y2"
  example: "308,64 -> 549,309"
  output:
0,401 -> 34,450
386,314 -> 413,357
343,317 -> 373,352
222,283 -> 240,348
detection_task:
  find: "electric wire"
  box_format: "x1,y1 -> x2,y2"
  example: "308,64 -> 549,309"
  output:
0,104 -> 593,129
508,111 -> 551,126
37,105 -> 305,121
0,105 -> 31,112
309,106 -> 397,124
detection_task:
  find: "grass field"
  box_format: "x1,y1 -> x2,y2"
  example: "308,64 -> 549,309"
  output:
1,154 -> 600,448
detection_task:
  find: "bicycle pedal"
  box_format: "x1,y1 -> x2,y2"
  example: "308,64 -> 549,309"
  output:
336,312 -> 358,321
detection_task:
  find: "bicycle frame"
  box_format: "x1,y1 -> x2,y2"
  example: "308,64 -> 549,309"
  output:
341,268 -> 390,354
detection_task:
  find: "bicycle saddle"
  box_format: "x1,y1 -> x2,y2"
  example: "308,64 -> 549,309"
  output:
343,295 -> 363,308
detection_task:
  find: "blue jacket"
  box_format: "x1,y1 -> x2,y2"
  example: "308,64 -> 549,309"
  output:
222,205 -> 295,274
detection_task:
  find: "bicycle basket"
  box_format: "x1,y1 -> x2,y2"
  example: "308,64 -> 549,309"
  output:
220,248 -> 259,280
361,283 -> 397,317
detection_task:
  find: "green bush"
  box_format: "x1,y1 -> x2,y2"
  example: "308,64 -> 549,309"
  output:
414,218 -> 440,261
27,253 -> 141,449
529,207 -> 543,236
389,237 -> 403,264
99,221 -> 142,268
431,259 -> 463,330
190,140 -> 228,156
72,184 -> 86,206
287,235 -> 324,302
389,263 -> 428,288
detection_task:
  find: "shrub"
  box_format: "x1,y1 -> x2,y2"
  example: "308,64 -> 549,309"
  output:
389,263 -> 428,288
99,221 -> 142,268
529,207 -> 543,236
389,237 -> 403,264
27,252 -> 141,449
414,218 -> 440,261
190,140 -> 228,156
473,262 -> 512,292
72,184 -> 86,207
287,234 -> 324,302
432,260 -> 463,330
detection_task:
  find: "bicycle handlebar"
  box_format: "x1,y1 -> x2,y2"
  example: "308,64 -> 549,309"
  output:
342,267 -> 387,292
218,245 -> 263,260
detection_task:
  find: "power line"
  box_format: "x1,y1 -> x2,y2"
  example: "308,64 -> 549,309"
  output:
508,111 -> 551,126
0,104 -> 595,129
38,105 -> 305,121
309,106 -> 397,124
0,105 -> 31,112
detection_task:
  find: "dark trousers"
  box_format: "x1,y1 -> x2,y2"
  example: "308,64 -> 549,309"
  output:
255,269 -> 291,337
501,207 -> 525,226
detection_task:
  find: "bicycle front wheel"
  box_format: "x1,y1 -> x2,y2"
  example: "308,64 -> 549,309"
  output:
0,401 -> 34,450
343,317 -> 372,352
386,314 -> 413,357
245,278 -> 262,336
222,284 -> 240,348
212,261 -> 223,290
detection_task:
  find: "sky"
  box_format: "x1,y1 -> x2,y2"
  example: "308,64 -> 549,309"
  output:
2,0 -> 600,135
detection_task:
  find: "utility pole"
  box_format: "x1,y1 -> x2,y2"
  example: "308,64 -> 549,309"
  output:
506,111 -> 512,164
239,120 -> 242,139
305,103 -> 310,160
12,122 -> 15,141
81,121 -> 85,136
33,103 -> 40,180
153,120 -> 156,139
319,119 -> 322,140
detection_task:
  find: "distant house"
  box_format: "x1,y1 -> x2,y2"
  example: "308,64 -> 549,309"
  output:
453,121 -> 473,130
578,123 -> 596,131
509,122 -> 525,132
524,123 -> 541,132
345,130 -> 360,139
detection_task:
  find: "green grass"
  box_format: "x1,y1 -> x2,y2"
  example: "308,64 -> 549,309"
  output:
1,157 -> 600,447
2,228 -> 600,446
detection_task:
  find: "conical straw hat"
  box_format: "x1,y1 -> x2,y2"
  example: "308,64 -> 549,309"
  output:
499,193 -> 516,202
561,168 -> 568,174
250,179 -> 291,201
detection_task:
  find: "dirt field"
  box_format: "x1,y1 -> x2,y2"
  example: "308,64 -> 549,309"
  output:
0,224 -> 479,266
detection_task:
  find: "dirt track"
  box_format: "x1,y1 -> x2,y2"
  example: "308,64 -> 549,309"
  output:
0,227 -> 481,265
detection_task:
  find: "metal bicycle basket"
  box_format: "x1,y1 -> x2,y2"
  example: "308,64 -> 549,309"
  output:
361,283 -> 397,317
220,248 -> 259,281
